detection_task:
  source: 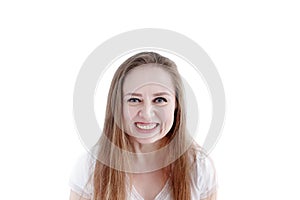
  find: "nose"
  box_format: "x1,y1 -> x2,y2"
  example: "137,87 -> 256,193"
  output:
138,102 -> 154,120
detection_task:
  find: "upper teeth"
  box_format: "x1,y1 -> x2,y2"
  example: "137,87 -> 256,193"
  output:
136,123 -> 157,130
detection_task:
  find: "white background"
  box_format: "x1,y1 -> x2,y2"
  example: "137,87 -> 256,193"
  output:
0,1 -> 299,199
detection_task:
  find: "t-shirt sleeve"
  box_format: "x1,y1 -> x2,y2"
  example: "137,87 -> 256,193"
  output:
195,153 -> 217,199
69,152 -> 95,199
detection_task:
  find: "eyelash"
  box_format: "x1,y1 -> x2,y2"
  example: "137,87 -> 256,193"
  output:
127,98 -> 141,103
127,97 -> 168,103
154,97 -> 167,103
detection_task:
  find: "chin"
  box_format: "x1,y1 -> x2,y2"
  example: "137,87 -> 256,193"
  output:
135,134 -> 169,146
134,136 -> 160,144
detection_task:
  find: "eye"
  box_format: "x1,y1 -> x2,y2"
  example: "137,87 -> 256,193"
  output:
153,97 -> 167,103
127,98 -> 141,103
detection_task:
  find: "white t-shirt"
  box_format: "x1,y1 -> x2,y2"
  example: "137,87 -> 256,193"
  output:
69,149 -> 217,200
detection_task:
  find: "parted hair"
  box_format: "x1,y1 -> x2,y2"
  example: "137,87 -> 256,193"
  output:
92,52 -> 196,200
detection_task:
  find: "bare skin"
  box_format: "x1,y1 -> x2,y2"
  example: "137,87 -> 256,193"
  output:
130,169 -> 169,200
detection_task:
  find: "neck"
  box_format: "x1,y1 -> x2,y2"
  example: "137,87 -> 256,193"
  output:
127,137 -> 169,173
129,136 -> 168,153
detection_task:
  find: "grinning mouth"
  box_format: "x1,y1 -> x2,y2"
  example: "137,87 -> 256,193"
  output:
135,122 -> 158,130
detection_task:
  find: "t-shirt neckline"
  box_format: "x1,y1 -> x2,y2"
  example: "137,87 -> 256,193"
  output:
131,178 -> 171,200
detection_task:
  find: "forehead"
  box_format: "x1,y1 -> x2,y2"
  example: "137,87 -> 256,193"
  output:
123,64 -> 175,93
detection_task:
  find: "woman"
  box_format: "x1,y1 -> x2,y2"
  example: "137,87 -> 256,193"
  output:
69,52 -> 217,200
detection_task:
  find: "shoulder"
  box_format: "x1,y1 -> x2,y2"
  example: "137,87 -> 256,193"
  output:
69,151 -> 96,198
189,145 -> 217,199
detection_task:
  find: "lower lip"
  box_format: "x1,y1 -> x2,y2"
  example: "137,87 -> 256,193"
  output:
134,123 -> 159,134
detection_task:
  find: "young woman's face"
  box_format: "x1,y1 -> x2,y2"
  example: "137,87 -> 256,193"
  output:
122,64 -> 176,145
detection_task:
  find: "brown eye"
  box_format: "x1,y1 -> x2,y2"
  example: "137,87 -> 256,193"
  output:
154,97 -> 167,103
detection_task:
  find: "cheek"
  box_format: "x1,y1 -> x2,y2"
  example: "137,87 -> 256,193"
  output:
123,105 -> 138,121
159,106 -> 175,123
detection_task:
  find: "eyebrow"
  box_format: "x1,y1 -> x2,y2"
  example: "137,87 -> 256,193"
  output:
124,92 -> 172,97
124,93 -> 142,97
153,92 -> 172,97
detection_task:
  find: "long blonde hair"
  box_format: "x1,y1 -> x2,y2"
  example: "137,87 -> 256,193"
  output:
92,52 -> 195,200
